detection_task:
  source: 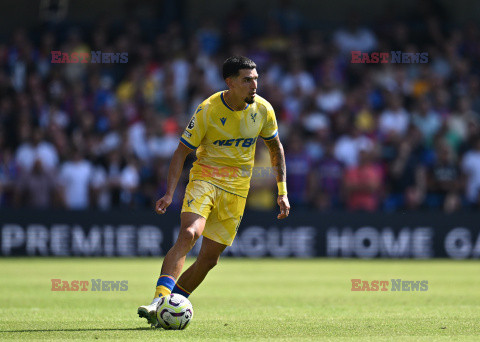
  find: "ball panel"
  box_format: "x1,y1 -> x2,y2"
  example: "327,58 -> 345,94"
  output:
156,294 -> 193,330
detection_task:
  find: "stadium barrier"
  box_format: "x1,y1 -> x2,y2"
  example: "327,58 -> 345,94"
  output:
1,210 -> 479,259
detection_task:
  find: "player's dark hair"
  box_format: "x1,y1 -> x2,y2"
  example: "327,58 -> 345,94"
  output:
222,56 -> 256,80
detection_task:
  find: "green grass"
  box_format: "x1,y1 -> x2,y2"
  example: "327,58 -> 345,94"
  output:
0,258 -> 479,341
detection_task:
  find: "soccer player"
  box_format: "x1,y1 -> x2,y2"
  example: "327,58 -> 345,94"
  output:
138,56 -> 290,326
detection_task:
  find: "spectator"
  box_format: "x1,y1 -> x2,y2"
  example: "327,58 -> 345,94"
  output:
310,142 -> 345,210
426,142 -> 462,212
333,12 -> 378,55
270,0 -> 305,34
0,148 -> 18,207
15,127 -> 58,173
90,157 -> 110,210
280,60 -> 315,96
334,126 -> 374,167
119,155 -> 140,207
315,77 -> 345,114
196,19 -> 221,56
412,96 -> 441,146
14,158 -> 56,208
57,148 -> 93,209
285,133 -> 312,207
461,137 -> 480,208
384,127 -> 427,211
448,96 -> 479,143
378,94 -> 410,139
343,145 -> 384,211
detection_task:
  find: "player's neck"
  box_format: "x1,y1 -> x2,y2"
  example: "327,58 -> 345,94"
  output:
224,90 -> 246,111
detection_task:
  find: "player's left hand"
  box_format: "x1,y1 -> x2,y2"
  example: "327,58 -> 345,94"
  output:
277,195 -> 290,219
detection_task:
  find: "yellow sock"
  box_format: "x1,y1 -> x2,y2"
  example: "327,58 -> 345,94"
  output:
154,285 -> 172,299
154,274 -> 176,298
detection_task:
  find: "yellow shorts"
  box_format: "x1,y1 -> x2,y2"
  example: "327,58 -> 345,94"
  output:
181,180 -> 246,246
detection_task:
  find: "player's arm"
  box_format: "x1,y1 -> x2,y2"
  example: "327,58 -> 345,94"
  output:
155,142 -> 193,214
263,136 -> 290,219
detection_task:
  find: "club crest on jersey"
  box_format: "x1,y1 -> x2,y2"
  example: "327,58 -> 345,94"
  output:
251,113 -> 257,123
187,117 -> 195,129
220,117 -> 227,126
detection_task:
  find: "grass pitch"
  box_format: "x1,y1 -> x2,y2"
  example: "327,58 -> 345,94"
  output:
0,258 -> 479,341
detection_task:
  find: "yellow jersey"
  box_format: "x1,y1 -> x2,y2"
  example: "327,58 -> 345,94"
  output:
180,91 -> 278,197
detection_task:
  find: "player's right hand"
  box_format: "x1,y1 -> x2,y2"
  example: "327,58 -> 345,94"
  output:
155,195 -> 172,214
277,195 -> 290,219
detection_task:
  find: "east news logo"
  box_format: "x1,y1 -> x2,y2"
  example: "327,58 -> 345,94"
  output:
51,279 -> 128,291
351,51 -> 428,64
51,51 -> 128,63
351,279 -> 428,291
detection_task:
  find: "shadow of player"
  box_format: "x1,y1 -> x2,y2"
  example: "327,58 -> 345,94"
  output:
0,327 -> 157,333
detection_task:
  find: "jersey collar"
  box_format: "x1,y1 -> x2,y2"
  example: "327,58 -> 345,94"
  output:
221,91 -> 250,111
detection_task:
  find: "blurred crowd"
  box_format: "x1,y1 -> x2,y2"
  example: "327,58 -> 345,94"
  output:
1,0 -> 480,212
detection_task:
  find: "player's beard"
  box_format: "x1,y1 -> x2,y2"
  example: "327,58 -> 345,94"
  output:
244,96 -> 255,104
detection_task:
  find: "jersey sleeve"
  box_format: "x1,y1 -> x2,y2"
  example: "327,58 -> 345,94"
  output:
259,102 -> 278,141
180,104 -> 207,149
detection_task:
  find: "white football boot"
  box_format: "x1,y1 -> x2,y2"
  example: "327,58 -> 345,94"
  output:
137,297 -> 163,327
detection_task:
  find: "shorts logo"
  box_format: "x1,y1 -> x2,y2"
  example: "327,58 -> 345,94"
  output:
220,117 -> 227,126
187,199 -> 194,207
188,117 -> 195,129
251,113 -> 257,123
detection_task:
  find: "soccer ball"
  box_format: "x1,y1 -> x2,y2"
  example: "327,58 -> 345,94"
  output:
156,294 -> 193,330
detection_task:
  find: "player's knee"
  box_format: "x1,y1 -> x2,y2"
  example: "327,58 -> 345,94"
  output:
200,256 -> 219,270
178,226 -> 200,246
